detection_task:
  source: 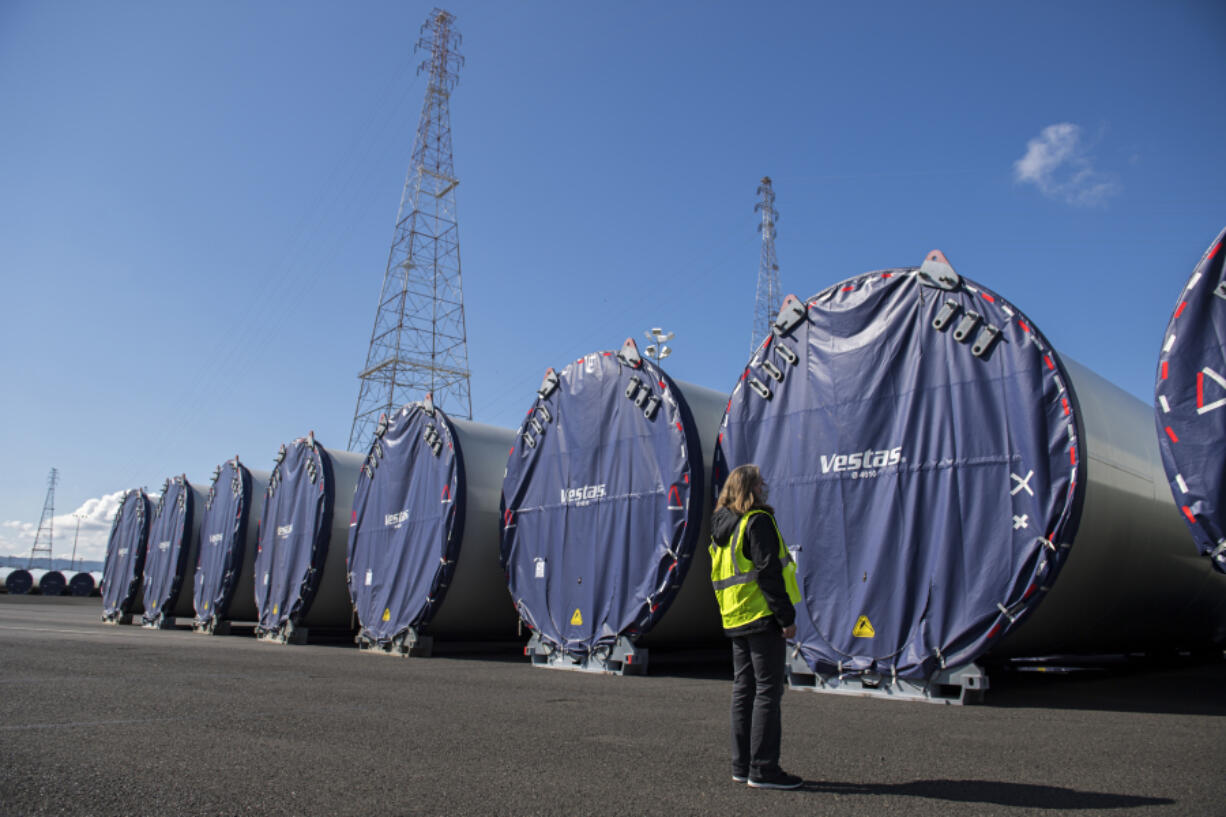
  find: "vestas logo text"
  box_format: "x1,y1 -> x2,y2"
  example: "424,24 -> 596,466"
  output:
385,510 -> 409,526
209,533 -> 224,545
820,446 -> 903,474
561,484 -> 607,505
157,540 -> 170,551
276,524 -> 293,537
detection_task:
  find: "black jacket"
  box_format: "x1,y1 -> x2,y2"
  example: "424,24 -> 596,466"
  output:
710,506 -> 796,637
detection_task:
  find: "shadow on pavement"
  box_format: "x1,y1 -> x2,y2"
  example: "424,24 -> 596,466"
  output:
800,778 -> 1175,810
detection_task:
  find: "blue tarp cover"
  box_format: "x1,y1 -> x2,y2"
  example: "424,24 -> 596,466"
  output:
253,437 -> 335,633
1156,226 -> 1226,573
101,490 -> 150,618
715,269 -> 1084,681
141,476 -> 195,624
347,404 -> 464,643
194,460 -> 254,623
501,349 -> 704,657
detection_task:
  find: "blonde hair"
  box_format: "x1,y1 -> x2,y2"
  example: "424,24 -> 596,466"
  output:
715,464 -> 773,516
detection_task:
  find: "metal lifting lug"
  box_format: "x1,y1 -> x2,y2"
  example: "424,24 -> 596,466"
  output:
918,249 -> 961,291
375,414 -> 389,438
535,405 -> 552,424
276,445 -> 287,465
748,377 -> 772,400
522,432 -> 536,450
773,342 -> 798,366
625,376 -> 642,400
430,440 -> 443,457
616,337 -> 643,368
529,417 -> 545,436
932,299 -> 960,331
537,368 -> 559,399
772,294 -> 807,338
971,324 -> 1001,358
952,311 -> 982,343
643,395 -> 661,420
1215,279 -> 1226,301
374,439 -> 384,460
634,385 -> 649,408
761,359 -> 784,382
421,392 -> 435,417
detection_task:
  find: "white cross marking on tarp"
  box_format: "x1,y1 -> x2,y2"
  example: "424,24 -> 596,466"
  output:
1013,515 -> 1029,530
1011,471 -> 1034,496
1198,367 -> 1226,415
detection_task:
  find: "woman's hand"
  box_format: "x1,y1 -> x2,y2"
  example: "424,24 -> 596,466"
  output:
782,624 -> 796,639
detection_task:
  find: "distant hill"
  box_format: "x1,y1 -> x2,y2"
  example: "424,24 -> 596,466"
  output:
0,555 -> 103,572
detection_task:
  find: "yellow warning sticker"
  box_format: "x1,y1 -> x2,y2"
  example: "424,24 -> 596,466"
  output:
273,604 -> 278,616
852,615 -> 875,638
382,608 -> 391,622
570,608 -> 583,626
203,601 -> 209,611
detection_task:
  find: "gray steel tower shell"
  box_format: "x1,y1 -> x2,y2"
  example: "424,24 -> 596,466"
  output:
350,8 -> 471,452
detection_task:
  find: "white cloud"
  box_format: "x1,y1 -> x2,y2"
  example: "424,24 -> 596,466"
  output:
0,490 -> 130,565
1013,123 -> 1120,206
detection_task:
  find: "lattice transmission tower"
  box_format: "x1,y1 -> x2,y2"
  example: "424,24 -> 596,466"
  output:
751,176 -> 782,353
349,7 -> 471,452
26,468 -> 58,569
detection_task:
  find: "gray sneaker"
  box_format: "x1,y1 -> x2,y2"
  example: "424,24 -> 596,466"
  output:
747,771 -> 803,790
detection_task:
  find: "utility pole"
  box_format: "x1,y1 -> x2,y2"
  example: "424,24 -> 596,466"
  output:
349,7 -> 472,452
70,513 -> 83,572
751,177 -> 782,353
26,468 -> 58,570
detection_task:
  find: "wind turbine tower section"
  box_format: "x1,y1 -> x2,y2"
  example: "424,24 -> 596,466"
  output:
752,176 -> 781,353
350,7 -> 472,452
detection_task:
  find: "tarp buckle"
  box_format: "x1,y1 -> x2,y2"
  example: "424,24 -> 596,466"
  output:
643,395 -> 661,420
761,359 -> 784,382
971,324 -> 1001,358
748,377 -> 772,400
773,342 -> 798,367
952,311 -> 982,343
932,299 -> 959,331
1216,280 -> 1226,301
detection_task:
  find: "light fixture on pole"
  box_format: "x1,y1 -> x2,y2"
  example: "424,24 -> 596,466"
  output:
643,327 -> 675,361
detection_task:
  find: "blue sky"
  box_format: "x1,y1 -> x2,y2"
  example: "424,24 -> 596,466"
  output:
1,0 -> 1223,561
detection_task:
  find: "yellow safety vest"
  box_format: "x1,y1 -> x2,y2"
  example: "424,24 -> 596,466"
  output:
709,509 -> 801,631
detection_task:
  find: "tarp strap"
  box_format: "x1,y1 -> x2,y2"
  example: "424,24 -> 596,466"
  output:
1211,540 -> 1226,560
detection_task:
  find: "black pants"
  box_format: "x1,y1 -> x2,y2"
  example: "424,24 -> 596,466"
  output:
730,627 -> 786,778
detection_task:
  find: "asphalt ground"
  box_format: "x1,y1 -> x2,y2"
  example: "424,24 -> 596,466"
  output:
1,595 -> 1223,817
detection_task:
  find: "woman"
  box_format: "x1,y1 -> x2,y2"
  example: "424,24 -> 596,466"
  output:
709,464 -> 803,789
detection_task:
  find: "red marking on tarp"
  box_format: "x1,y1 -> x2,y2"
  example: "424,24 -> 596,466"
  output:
1165,426 -> 1179,443
508,448 -> 514,455
741,370 -> 748,381
882,273 -> 892,278
987,623 -> 1002,639
1208,241 -> 1222,262
1161,361 -> 1169,380
718,433 -> 723,444
442,485 -> 450,500
726,399 -> 732,413
1023,583 -> 1036,600
1197,371 -> 1205,408
659,380 -> 666,389
683,473 -> 689,483
1019,320 -> 1031,333
650,603 -> 659,613
668,485 -> 682,506
1174,301 -> 1187,319
675,421 -> 683,432
1044,355 -> 1055,371
503,509 -> 513,526
350,510 -> 357,524
1070,446 -> 1077,466
981,292 -> 996,303
602,351 -> 612,356
1182,506 -> 1196,524
842,286 -> 855,292
1061,397 -> 1070,416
